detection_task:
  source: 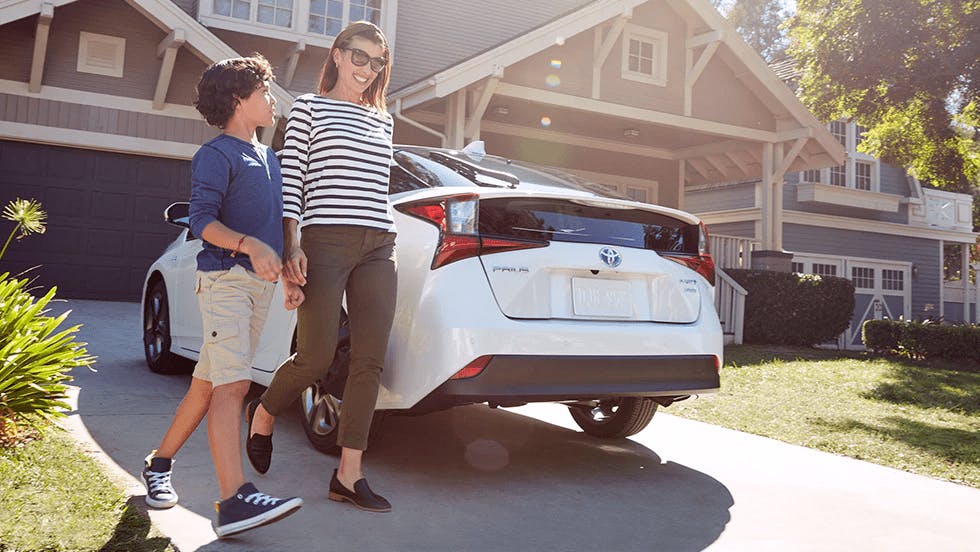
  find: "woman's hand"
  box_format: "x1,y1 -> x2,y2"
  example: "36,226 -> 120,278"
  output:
282,279 -> 305,310
282,245 -> 308,286
243,237 -> 282,282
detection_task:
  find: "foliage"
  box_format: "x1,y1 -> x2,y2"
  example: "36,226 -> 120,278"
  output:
0,197 -> 46,262
727,269 -> 854,345
712,0 -> 790,61
788,0 -> 980,190
0,273 -> 94,444
864,319 -> 980,367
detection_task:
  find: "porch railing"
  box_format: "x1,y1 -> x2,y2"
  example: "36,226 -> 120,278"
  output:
709,234 -> 756,344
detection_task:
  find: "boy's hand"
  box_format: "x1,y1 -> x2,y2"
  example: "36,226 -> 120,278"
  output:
282,279 -> 305,310
243,237 -> 282,282
282,246 -> 308,286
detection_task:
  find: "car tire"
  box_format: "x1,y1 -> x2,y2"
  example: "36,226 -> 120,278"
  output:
298,311 -> 386,455
568,397 -> 658,439
142,279 -> 191,375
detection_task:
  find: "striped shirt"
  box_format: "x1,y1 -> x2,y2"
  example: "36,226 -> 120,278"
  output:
281,93 -> 395,231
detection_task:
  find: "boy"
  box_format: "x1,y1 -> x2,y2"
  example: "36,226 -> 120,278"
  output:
140,55 -> 305,538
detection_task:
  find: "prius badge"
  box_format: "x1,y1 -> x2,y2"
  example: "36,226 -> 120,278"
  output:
599,247 -> 622,268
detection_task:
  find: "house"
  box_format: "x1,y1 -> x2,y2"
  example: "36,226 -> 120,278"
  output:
1,0 -> 846,307
687,59 -> 978,348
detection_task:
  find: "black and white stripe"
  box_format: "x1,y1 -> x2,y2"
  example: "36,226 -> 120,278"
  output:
281,94 -> 395,231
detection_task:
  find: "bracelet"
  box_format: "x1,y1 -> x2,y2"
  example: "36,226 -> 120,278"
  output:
230,234 -> 247,257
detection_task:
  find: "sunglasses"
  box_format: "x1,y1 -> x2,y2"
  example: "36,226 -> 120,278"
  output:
341,47 -> 387,73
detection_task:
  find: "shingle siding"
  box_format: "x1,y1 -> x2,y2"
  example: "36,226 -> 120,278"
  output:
390,0 -> 593,93
784,223 -> 940,318
687,182 -> 757,213
170,0 -> 198,18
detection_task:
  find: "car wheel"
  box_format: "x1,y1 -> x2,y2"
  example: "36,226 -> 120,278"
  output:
142,279 -> 190,374
298,311 -> 385,455
567,397 -> 658,439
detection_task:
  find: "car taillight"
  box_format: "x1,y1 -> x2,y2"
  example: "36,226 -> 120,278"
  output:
450,355 -> 492,379
663,222 -> 715,285
398,194 -> 547,269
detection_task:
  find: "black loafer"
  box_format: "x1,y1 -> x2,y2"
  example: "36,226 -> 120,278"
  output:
245,398 -> 273,475
328,469 -> 391,512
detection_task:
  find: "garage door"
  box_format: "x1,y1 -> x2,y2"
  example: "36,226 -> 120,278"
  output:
0,139 -> 191,301
792,254 -> 912,350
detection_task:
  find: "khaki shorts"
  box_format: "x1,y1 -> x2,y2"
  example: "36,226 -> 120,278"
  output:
193,264 -> 274,387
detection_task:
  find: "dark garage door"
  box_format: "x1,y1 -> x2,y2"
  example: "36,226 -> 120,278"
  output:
0,139 -> 191,301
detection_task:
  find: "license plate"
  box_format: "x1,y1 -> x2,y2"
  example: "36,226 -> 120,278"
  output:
571,278 -> 633,317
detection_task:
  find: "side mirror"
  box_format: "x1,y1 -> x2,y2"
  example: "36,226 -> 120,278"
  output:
164,202 -> 190,229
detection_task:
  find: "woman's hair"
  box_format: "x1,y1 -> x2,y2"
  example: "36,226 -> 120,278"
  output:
194,54 -> 275,128
317,21 -> 390,112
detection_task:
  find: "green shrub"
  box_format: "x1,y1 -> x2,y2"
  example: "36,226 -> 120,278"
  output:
0,273 -> 94,443
727,269 -> 855,346
864,319 -> 980,363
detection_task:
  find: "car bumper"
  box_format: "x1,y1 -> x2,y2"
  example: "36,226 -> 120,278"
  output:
426,354 -> 720,404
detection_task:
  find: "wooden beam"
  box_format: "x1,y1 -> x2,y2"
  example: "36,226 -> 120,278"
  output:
684,40 -> 719,116
687,158 -> 712,181
724,151 -> 750,177
28,2 -> 54,93
494,82 -> 783,143
675,139 -> 746,160
704,154 -> 733,180
773,137 -> 808,180
464,74 -> 500,141
686,30 -> 724,49
592,14 -> 630,99
282,40 -> 306,88
153,28 -> 185,110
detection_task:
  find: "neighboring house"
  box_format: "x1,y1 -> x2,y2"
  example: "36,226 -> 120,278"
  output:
687,59 -> 979,349
0,0 -> 845,302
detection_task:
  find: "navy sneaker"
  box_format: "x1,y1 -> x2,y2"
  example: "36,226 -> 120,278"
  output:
213,482 -> 303,538
142,451 -> 178,509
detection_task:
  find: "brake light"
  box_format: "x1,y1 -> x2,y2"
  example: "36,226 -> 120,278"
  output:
662,222 -> 715,285
450,355 -> 493,379
398,195 -> 547,269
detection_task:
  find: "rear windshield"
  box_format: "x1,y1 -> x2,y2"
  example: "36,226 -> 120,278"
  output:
479,197 -> 698,253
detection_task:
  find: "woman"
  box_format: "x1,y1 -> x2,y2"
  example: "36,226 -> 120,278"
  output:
246,21 -> 396,512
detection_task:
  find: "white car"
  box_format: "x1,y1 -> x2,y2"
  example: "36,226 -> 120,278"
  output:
142,143 -> 722,454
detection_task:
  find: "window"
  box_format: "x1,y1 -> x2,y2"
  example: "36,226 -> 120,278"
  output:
798,120 -> 880,192
348,0 -> 380,24
813,263 -> 838,277
258,0 -> 293,26
855,161 -> 872,190
830,165 -> 846,187
791,262 -> 805,273
309,0 -> 343,35
882,269 -> 904,291
203,0 -> 386,47
621,25 -> 667,86
852,267 -> 874,289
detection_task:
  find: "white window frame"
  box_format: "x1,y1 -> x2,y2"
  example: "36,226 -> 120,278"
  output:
798,120 -> 880,192
620,24 -> 668,87
199,0 -> 394,50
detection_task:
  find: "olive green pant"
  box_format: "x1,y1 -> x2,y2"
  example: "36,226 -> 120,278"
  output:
260,225 -> 396,450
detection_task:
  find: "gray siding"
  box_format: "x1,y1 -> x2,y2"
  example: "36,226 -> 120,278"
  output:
0,93 -> 215,145
170,0 -> 198,18
943,302 -> 965,322
783,163 -> 911,224
390,0 -> 592,93
686,182 -> 757,213
707,222 -> 755,239
784,223 -> 941,319
880,162 -> 911,196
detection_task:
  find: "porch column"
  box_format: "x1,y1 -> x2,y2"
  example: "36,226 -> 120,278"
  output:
445,90 -> 466,150
751,141 -> 792,271
963,244 -> 972,323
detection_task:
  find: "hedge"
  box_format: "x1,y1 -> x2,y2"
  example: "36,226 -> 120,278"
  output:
863,319 -> 980,363
726,269 -> 855,346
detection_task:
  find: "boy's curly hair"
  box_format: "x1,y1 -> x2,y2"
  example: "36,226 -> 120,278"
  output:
194,54 -> 275,128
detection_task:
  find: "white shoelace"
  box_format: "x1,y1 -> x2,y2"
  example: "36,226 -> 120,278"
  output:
243,491 -> 280,507
146,471 -> 174,494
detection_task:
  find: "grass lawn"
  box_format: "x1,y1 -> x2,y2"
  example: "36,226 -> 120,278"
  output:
0,424 -> 175,552
670,345 -> 980,488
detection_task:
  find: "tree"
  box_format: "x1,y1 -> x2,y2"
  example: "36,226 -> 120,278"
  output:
712,0 -> 790,62
788,0 -> 980,191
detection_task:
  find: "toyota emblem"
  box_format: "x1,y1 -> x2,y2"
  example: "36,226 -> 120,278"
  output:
599,247 -> 622,268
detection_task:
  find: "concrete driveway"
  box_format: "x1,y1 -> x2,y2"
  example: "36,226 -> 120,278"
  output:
54,299 -> 980,551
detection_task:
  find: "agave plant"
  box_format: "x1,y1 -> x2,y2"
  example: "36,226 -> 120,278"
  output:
1,198 -> 46,262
